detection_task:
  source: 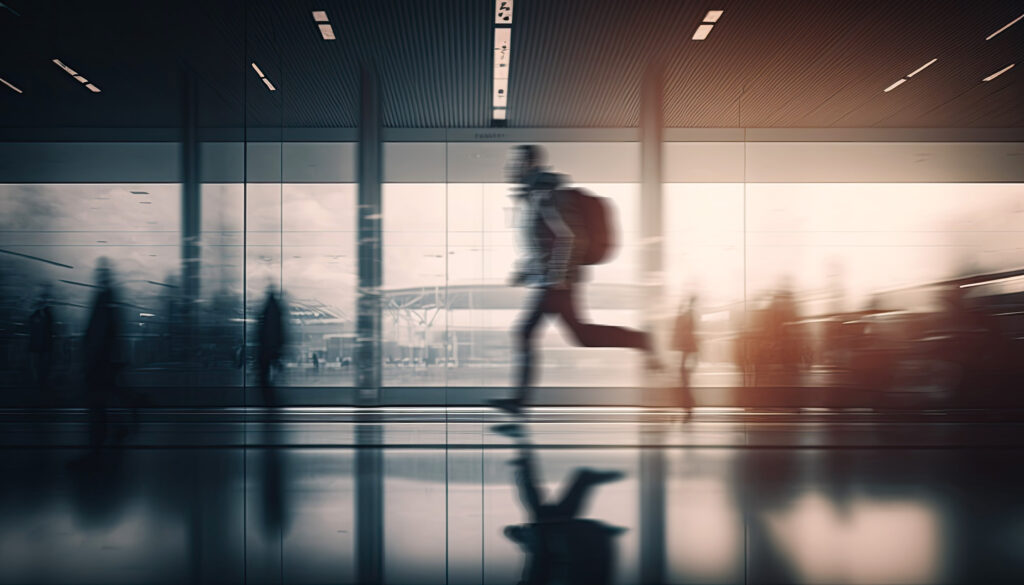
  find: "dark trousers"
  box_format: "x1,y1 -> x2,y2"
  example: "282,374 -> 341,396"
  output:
514,286 -> 650,403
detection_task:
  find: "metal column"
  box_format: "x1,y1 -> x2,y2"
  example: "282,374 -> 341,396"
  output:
181,69 -> 201,357
355,65 -> 384,585
356,66 -> 383,400
639,61 -> 667,585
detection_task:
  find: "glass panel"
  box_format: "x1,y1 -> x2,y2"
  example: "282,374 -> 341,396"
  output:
741,183 -> 1024,400
199,182 -> 245,389
381,177 -> 644,390
663,183 -> 746,389
281,185 -> 357,387
381,184 -> 448,387
0,184 -> 181,393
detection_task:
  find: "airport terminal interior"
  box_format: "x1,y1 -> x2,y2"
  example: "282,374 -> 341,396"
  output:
1,1 -> 1023,583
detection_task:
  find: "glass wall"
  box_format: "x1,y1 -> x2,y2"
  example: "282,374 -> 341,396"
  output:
0,183 -> 182,393
241,182 -> 358,389
1,139 -> 1022,406
661,161 -> 1024,408
381,179 -> 642,389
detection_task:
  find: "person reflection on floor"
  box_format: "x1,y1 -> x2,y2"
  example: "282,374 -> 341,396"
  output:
496,423 -> 627,585
259,417 -> 291,543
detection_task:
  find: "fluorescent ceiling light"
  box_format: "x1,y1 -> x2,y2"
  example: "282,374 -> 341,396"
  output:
884,78 -> 906,92
704,10 -> 723,23
960,274 -> 1024,288
54,59 -> 99,92
493,108 -> 506,120
986,13 -> 1023,40
312,10 -> 328,22
906,58 -> 937,78
494,28 -> 511,78
692,23 -> 713,40
1,77 -> 23,93
493,77 -> 507,107
251,62 -> 265,78
52,59 -> 77,76
494,38 -> 511,78
495,0 -> 513,24
983,63 -> 1014,81
319,23 -> 335,40
494,27 -> 510,53
262,77 -> 276,91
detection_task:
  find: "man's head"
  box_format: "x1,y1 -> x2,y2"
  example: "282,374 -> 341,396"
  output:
506,144 -> 546,184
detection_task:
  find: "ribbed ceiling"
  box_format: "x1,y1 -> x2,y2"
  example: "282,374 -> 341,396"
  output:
0,0 -> 1021,129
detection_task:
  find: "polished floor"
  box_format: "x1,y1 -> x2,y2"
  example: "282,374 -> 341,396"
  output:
1,408 -> 1023,584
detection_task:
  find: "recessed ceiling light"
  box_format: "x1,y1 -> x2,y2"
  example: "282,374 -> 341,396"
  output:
319,23 -> 335,40
52,59 -> 77,76
0,77 -> 22,94
494,28 -> 511,54
906,58 -> 937,78
493,108 -> 506,120
986,13 -> 1023,41
53,59 -> 101,91
495,0 -> 513,24
983,63 -> 1014,82
493,78 -> 507,107
494,27 -> 511,78
262,77 -> 277,91
312,10 -> 328,22
692,23 -> 713,40
251,62 -> 265,78
884,78 -> 907,92
704,10 -> 723,23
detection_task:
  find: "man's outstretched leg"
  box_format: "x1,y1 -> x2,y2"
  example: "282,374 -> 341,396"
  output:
551,286 -> 661,368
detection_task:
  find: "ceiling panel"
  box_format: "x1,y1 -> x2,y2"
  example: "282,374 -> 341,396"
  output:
0,0 -> 1020,129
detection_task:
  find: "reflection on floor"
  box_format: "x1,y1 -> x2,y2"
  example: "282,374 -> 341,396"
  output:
1,408 -> 1022,584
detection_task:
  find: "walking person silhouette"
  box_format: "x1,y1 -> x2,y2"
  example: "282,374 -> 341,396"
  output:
493,145 -> 661,416
83,258 -> 137,451
257,286 -> 286,407
28,284 -> 56,400
672,294 -> 699,422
